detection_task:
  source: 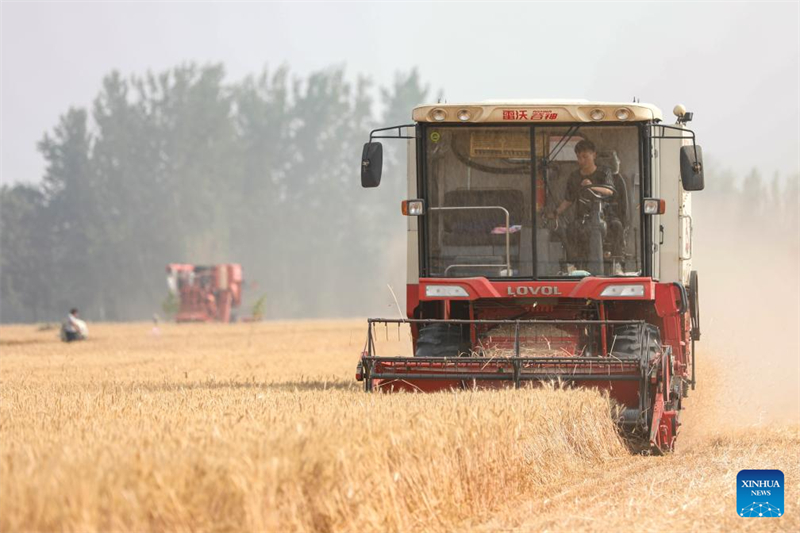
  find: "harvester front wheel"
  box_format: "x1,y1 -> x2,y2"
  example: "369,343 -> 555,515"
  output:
415,324 -> 471,358
610,323 -> 661,359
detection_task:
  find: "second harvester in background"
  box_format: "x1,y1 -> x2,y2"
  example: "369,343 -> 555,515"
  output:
165,264 -> 243,322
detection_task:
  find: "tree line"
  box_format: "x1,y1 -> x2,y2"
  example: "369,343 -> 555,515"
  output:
1,64 -> 427,322
1,64 -> 797,323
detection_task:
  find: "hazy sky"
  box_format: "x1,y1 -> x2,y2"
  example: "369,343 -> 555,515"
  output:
2,1 -> 798,185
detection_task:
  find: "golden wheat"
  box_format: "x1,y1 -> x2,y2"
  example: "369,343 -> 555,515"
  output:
0,321 -> 797,533
1,322 -> 626,532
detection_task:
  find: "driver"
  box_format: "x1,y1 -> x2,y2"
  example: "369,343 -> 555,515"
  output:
549,139 -> 619,266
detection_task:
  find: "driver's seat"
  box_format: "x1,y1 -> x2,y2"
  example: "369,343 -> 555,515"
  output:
596,150 -> 630,262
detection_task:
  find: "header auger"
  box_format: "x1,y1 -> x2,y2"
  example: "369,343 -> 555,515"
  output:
356,101 -> 703,453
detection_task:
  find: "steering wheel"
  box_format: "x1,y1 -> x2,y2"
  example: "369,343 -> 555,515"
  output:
580,182 -> 617,201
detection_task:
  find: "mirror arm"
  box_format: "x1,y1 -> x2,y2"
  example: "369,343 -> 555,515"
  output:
649,124 -> 701,170
368,124 -> 417,143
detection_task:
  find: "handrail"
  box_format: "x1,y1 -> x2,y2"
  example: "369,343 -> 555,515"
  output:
443,263 -> 505,275
430,205 -> 511,275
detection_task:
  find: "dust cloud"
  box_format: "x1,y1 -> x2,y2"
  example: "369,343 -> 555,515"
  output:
691,177 -> 799,426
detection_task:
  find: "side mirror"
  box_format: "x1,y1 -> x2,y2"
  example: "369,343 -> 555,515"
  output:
680,145 -> 704,191
361,142 -> 383,188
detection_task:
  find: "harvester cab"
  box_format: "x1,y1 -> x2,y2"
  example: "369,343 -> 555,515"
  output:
357,101 -> 704,453
166,263 -> 243,323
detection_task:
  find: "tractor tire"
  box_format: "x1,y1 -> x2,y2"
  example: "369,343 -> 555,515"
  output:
414,324 -> 471,358
610,323 -> 661,360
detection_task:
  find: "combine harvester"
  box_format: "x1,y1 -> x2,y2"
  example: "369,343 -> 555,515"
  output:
166,263 -> 243,322
356,100 -> 703,453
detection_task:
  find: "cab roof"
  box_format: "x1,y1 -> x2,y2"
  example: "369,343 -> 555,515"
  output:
412,100 -> 663,124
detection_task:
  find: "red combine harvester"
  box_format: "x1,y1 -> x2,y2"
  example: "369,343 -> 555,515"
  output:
356,101 -> 704,453
166,264 -> 243,323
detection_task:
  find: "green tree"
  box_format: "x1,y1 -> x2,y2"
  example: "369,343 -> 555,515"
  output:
0,185 -> 54,322
37,108 -> 104,317
0,63 -> 436,323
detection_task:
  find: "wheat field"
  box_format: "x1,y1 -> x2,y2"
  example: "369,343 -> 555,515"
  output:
1,321 -> 797,532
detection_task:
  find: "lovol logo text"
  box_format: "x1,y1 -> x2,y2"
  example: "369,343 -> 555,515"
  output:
507,286 -> 562,297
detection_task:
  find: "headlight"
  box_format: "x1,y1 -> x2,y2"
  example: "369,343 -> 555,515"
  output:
425,285 -> 469,298
457,109 -> 471,121
431,108 -> 447,121
600,284 -> 644,297
401,199 -> 425,216
643,198 -> 666,215
615,108 -> 631,120
590,108 -> 605,121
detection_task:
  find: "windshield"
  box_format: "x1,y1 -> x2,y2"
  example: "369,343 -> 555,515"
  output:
424,125 -> 642,278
